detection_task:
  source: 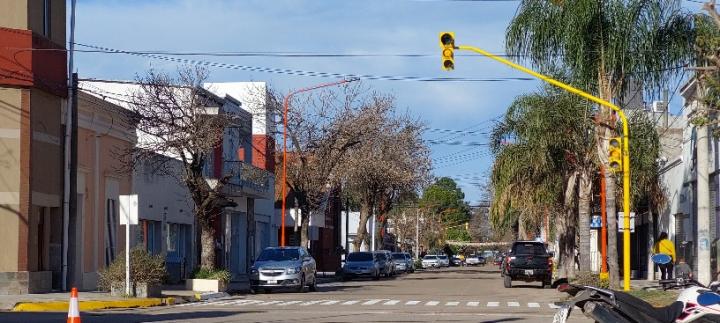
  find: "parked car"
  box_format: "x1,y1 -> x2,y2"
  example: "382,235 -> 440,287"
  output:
437,254 -> 450,267
422,255 -> 440,268
392,252 -> 414,273
451,255 -> 464,266
342,252 -> 382,281
465,254 -> 486,266
501,241 -> 553,288
373,250 -> 395,277
493,254 -> 504,267
250,246 -> 317,293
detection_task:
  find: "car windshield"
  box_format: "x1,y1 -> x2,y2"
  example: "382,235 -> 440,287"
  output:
347,252 -> 373,262
423,255 -> 437,260
392,253 -> 406,260
256,248 -> 300,262
438,255 -> 448,259
513,243 -> 546,255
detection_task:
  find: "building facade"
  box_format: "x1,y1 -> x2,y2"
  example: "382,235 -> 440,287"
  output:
0,0 -> 68,294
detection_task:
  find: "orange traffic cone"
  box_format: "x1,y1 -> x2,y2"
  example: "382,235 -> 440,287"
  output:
67,287 -> 81,323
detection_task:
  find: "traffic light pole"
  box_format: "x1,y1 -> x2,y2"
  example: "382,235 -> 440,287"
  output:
452,43 -> 632,291
280,78 -> 359,247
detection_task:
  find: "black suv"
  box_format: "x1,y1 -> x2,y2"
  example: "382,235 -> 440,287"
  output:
501,241 -> 553,288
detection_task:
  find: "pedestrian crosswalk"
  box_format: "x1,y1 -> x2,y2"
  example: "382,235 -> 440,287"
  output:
176,298 -> 566,310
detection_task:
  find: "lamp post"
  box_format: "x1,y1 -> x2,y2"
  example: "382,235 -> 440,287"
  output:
440,32 -> 632,290
280,78 -> 359,247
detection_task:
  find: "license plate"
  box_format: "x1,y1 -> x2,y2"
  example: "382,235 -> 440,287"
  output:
552,304 -> 572,323
525,270 -> 534,275
267,280 -> 277,284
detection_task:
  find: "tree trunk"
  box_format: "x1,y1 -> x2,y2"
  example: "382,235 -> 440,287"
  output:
300,205 -> 310,249
578,170 -> 592,271
200,224 -> 216,270
605,168 -> 620,288
353,201 -> 372,252
557,171 -> 578,279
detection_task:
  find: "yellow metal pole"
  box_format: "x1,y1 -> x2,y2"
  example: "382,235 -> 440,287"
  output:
456,44 -> 632,291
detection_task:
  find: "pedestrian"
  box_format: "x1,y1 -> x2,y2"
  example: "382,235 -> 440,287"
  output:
674,256 -> 693,280
653,232 -> 676,280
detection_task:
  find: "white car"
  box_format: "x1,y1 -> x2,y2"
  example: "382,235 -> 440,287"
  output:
437,255 -> 450,267
465,254 -> 485,266
421,255 -> 440,268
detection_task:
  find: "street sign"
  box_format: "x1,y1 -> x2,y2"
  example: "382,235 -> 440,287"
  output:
119,195 -> 139,225
617,212 -> 635,233
590,215 -> 602,229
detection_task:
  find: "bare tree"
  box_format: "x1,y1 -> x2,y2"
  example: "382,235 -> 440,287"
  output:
337,96 -> 431,252
126,66 -> 237,270
271,83 -> 381,248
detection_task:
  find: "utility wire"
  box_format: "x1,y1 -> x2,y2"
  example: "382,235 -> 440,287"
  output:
73,43 -> 535,83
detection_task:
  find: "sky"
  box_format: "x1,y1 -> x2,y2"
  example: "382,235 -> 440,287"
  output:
70,0 -> 704,204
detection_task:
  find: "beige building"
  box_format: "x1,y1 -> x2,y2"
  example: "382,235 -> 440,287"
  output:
0,1 -> 68,293
72,92 -> 136,290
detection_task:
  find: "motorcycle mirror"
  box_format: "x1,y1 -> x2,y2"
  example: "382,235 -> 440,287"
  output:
651,253 -> 672,265
697,292 -> 720,306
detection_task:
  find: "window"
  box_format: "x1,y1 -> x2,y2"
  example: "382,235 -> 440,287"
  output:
42,0 -> 51,37
141,219 -> 162,255
105,199 -> 118,266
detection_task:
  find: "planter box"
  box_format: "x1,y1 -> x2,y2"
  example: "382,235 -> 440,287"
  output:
111,282 -> 162,298
185,279 -> 228,292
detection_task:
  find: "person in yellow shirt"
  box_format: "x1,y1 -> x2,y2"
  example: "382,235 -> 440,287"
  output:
653,232 -> 676,280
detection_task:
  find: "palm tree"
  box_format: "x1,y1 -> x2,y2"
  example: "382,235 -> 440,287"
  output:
491,86 -> 596,279
506,0 -> 695,287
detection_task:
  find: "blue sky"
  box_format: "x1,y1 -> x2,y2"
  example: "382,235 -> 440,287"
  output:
70,0 -> 703,204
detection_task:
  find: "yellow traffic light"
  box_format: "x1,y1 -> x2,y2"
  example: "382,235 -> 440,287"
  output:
608,137 -> 622,172
439,32 -> 455,71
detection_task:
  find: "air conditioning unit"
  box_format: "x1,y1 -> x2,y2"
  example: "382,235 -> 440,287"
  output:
652,101 -> 667,113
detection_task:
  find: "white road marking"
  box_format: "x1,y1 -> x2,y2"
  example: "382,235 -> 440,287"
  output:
467,301 -> 480,307
528,302 -> 540,308
384,300 -> 400,305
278,301 -> 302,306
300,300 -> 326,306
487,302 -> 499,307
320,300 -> 341,305
405,301 -> 421,305
258,300 -> 283,306
362,299 -> 384,305
548,303 -> 561,309
446,301 -> 459,306
227,300 -> 256,306
425,301 -> 439,306
508,302 -> 520,307
342,300 -> 360,305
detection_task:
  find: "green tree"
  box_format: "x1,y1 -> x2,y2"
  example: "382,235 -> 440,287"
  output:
506,0 -> 695,287
420,178 -> 471,242
490,86 -> 595,279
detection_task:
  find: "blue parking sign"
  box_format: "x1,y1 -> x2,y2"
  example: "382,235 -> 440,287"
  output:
590,215 -> 602,229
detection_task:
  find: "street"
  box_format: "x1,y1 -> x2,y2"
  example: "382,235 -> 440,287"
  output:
1,266 -> 590,323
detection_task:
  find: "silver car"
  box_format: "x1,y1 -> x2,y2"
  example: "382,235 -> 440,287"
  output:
250,247 -> 317,293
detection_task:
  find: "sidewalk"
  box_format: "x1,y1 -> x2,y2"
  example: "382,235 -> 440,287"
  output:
1,288 -> 204,312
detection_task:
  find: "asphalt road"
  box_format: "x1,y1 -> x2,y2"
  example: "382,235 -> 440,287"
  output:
1,266 -> 591,322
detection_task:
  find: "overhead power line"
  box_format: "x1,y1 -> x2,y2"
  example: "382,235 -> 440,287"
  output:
72,43 -> 535,83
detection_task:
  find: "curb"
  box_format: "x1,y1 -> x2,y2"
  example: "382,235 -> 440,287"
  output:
12,297 -> 175,312
195,292 -> 230,301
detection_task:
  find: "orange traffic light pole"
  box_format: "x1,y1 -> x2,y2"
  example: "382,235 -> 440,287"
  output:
280,78 -> 359,247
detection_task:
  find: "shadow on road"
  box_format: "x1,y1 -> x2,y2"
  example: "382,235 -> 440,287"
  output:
0,309 -> 253,323
479,318 -> 523,323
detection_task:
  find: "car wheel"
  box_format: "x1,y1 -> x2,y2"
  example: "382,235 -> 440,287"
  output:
373,270 -> 380,280
341,274 -> 349,282
250,288 -> 258,294
296,274 -> 306,293
264,288 -> 272,294
541,280 -> 551,289
503,275 -> 512,288
309,274 -> 318,292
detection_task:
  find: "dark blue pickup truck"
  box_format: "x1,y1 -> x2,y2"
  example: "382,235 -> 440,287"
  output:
501,241 -> 553,288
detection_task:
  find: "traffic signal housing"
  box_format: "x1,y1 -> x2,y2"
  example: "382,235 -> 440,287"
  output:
608,137 -> 622,172
439,32 -> 455,71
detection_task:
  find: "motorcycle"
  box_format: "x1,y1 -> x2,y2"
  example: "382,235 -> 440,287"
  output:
552,255 -> 720,323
